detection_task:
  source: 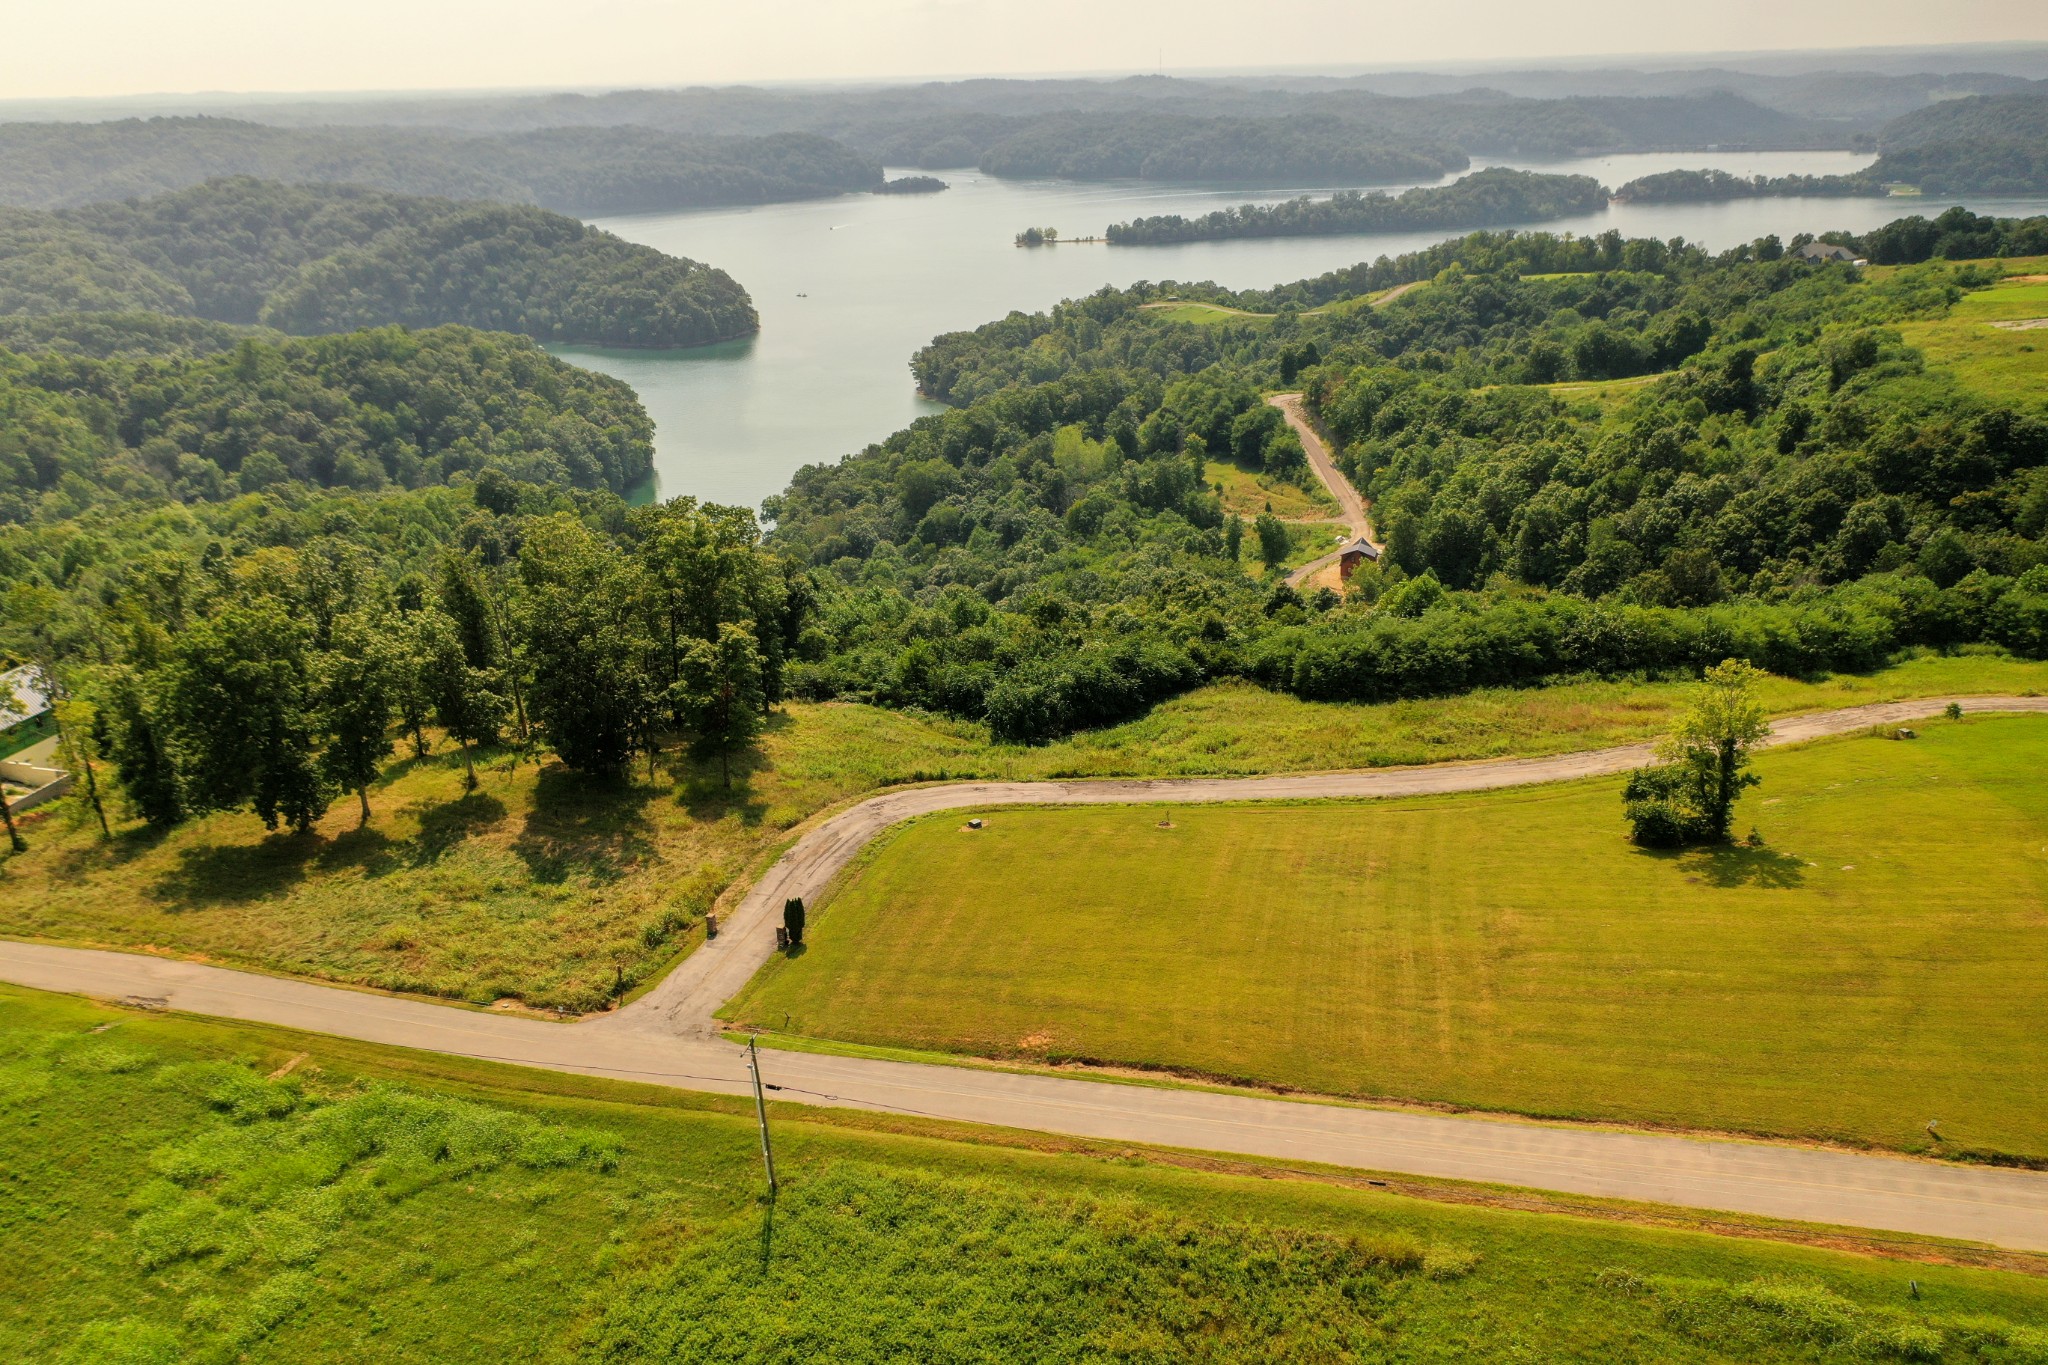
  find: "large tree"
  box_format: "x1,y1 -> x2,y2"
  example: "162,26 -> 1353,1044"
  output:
97,667 -> 183,831
518,515 -> 656,779
158,600 -> 328,832
674,621 -> 766,789
421,613 -> 508,792
1624,659 -> 1770,846
316,612 -> 394,826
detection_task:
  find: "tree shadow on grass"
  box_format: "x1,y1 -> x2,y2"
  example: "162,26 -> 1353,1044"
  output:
149,786 -> 515,908
512,764 -> 656,886
1652,842 -> 1810,889
673,740 -> 771,828
153,828 -> 335,908
49,821 -> 172,881
400,790 -> 508,867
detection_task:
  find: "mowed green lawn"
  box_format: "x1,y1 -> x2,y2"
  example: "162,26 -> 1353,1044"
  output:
732,716 -> 2048,1160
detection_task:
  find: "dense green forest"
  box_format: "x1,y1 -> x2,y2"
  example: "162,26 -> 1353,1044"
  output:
1615,94 -> 2048,201
0,179 -> 756,349
1611,168 -> 1861,204
1104,169 -> 1607,244
752,216 -> 2048,738
975,113 -> 1465,183
875,175 -> 948,194
0,325 -> 652,523
1869,91 -> 2048,195
13,212 -> 2048,844
0,118 -> 881,214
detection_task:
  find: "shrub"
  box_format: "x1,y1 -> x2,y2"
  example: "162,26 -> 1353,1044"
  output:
1622,766 -> 1697,847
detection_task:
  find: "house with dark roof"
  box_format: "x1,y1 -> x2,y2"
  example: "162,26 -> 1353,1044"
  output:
1793,241 -> 1859,264
1338,537 -> 1381,582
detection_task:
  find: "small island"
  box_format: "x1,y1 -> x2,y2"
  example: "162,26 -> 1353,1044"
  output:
876,175 -> 949,194
1014,226 -> 1105,246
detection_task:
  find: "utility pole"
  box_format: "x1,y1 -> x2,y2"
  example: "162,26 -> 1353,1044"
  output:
746,1036 -> 778,1196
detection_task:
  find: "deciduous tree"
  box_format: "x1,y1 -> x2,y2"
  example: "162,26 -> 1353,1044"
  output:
158,600 -> 328,832
674,621 -> 765,789
1624,659 -> 1769,846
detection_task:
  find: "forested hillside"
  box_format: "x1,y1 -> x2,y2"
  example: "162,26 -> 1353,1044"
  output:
0,179 -> 756,349
1866,91 -> 2048,194
0,118 -> 881,214
13,212 -> 2048,855
976,114 -> 1464,183
1614,92 -> 2048,201
1105,169 -> 1607,244
0,325 -> 652,522
0,84 -> 1851,214
753,216 -> 2048,738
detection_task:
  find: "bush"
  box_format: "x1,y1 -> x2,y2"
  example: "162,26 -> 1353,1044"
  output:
1622,766 -> 1698,847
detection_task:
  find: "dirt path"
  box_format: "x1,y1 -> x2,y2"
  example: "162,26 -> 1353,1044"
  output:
7,696 -> 2047,1247
1268,393 -> 1377,589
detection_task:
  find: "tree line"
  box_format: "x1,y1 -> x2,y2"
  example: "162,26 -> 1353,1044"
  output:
0,118 -> 882,216
1104,170 -> 1609,245
0,324 -> 653,525
21,496 -> 807,847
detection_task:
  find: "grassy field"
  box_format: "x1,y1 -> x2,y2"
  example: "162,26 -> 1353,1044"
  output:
6,652 -> 2045,1013
7,984 -> 2048,1363
731,714 -> 2048,1161
1899,267 -> 2048,406
1140,284 -> 1426,329
1140,301 -> 1274,327
1205,456 -> 1338,521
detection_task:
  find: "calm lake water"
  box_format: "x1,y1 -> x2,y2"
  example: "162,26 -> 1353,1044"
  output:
556,150 -> 2048,512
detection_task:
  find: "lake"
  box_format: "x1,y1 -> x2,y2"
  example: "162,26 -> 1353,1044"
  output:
556,150 -> 2048,512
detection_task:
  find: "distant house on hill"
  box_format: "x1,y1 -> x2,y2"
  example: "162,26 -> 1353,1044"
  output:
1793,241 -> 1859,264
1338,537 -> 1380,582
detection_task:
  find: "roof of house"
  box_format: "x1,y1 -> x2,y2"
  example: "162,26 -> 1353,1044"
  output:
1341,538 -> 1381,560
1794,241 -> 1856,261
1,666 -> 50,726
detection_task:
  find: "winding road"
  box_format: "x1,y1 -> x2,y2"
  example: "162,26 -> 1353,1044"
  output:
7,696 -> 2048,1247
1269,392 -> 1379,589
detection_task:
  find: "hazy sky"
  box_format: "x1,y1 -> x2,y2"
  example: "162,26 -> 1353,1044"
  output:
13,0 -> 2048,99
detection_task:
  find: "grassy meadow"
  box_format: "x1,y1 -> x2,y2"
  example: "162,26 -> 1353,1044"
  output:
1205,456 -> 1338,521
1140,300 -> 1274,327
4,652 -> 2044,1013
7,984 -> 2048,1364
730,714 -> 2048,1161
1900,266 -> 2048,406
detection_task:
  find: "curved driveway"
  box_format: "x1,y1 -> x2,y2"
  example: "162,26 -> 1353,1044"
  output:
1270,392 -> 1377,589
5,696 -> 2048,1248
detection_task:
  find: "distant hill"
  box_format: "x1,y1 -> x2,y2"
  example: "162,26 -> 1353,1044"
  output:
977,113 -> 1465,184
1864,92 -> 2048,194
0,179 -> 757,349
0,118 -> 881,215
0,82 -> 1854,206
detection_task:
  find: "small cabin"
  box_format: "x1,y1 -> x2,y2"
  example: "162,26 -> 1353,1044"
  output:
1338,538 -> 1381,581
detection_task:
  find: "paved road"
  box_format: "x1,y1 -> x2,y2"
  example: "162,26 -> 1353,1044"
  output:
1269,393 -> 1378,589
7,697 -> 2048,1247
8,930 -> 2048,1250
